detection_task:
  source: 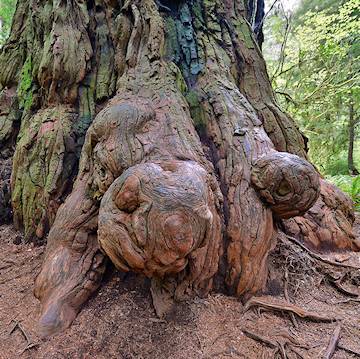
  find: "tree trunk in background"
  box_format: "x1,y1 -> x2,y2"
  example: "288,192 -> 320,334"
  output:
348,99 -> 359,175
0,0 -> 358,336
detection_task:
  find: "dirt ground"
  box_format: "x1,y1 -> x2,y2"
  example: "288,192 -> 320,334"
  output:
1,216 -> 360,359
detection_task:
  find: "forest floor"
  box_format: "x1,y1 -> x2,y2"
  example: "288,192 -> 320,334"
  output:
0,216 -> 360,359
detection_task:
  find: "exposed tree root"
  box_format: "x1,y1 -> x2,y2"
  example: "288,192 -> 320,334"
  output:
325,273 -> 359,297
281,234 -> 360,270
324,324 -> 341,359
244,296 -> 338,322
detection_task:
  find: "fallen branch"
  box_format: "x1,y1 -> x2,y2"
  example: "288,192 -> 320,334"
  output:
282,235 -> 360,270
324,324 -> 341,359
9,320 -> 30,342
244,296 -> 338,322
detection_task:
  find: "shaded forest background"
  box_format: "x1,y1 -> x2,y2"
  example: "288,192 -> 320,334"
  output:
0,0 -> 359,209
262,0 -> 359,209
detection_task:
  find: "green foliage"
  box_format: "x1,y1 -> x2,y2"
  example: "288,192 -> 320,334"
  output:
327,175 -> 360,210
0,0 -> 16,45
264,0 -> 360,175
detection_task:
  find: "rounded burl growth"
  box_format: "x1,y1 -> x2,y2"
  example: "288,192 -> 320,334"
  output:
251,152 -> 320,219
98,161 -> 220,280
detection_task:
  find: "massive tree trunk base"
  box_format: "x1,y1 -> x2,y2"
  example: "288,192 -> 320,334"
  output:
0,0 -> 358,336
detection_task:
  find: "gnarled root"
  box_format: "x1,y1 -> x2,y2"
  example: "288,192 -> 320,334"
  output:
34,179 -> 106,336
283,179 -> 359,251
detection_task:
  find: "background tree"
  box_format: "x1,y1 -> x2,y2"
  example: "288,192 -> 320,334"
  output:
0,0 -> 16,45
0,0 -> 358,336
264,0 -> 360,179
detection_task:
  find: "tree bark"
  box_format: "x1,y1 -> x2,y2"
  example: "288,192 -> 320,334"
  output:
0,0 -> 358,336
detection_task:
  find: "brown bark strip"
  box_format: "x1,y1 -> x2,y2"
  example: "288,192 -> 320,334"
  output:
244,296 -> 338,322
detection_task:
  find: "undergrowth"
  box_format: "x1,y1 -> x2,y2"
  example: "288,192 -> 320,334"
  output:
326,175 -> 360,211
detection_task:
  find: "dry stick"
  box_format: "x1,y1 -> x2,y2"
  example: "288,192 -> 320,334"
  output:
324,324 -> 341,359
282,235 -> 360,270
278,342 -> 287,359
19,342 -> 39,355
332,298 -> 360,305
290,347 -> 305,359
244,296 -> 338,322
8,320 -> 38,354
241,329 -> 278,349
9,320 -> 30,343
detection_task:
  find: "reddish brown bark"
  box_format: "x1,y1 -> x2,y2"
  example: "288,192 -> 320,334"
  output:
0,0 -> 357,336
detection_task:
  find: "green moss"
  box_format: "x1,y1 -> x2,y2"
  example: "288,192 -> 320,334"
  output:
185,90 -> 206,131
164,16 -> 181,63
235,18 -> 255,49
192,0 -> 205,30
17,56 -> 33,111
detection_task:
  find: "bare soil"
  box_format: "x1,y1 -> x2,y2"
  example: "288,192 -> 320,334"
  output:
1,215 -> 360,359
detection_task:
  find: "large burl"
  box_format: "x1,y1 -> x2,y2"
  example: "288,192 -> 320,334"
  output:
98,161 -> 221,312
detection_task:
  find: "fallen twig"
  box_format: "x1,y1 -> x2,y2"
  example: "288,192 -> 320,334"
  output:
324,324 -> 341,359
332,298 -> 360,305
338,343 -> 360,357
241,328 -> 277,349
19,342 -> 39,355
290,346 -> 305,359
282,235 -> 360,270
8,320 -> 38,354
277,342 -> 287,359
244,296 -> 338,322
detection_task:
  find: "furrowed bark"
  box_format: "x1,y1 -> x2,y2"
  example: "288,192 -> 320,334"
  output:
0,0 -> 357,336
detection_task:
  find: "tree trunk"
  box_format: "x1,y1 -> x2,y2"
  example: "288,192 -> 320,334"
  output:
0,0 -> 358,336
348,98 -> 359,175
